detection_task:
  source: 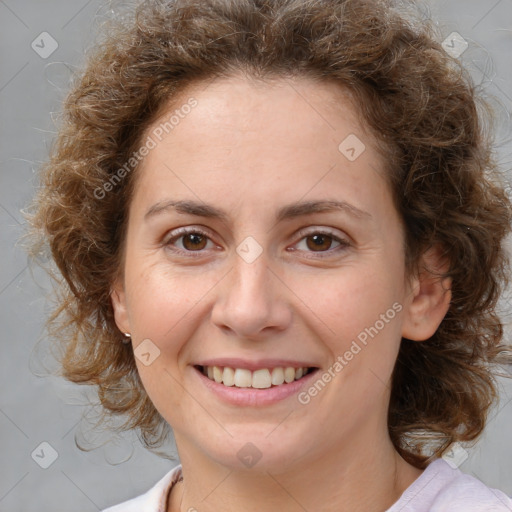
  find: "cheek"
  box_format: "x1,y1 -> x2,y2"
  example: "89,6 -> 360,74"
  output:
294,265 -> 401,339
125,262 -> 212,417
288,263 -> 404,385
125,259 -> 221,358
126,259 -> 186,329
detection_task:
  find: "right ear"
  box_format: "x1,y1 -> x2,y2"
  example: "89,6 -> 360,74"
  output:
110,279 -> 131,335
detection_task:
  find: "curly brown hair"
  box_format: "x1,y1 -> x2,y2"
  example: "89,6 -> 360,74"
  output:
26,0 -> 512,468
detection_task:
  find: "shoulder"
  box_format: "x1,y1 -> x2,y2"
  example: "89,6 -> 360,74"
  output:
388,458 -> 512,512
431,460 -> 512,512
101,464 -> 183,512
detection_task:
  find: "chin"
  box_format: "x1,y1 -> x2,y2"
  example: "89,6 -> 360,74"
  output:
202,430 -> 308,473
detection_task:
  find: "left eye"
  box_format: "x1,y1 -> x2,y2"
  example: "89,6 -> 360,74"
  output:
294,232 -> 347,253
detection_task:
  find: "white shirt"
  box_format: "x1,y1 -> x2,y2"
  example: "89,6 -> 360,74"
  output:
101,458 -> 512,511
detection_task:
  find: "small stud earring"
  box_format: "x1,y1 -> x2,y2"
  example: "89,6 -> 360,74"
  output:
122,332 -> 131,344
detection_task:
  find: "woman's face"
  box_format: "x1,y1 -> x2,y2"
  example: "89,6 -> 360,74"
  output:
112,75 -> 438,472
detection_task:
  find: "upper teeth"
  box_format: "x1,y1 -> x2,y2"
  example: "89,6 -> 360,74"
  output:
202,366 -> 310,389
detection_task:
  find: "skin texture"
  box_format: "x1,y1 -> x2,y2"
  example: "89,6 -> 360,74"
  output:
111,74 -> 451,512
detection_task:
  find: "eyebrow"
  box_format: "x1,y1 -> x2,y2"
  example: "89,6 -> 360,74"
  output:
144,199 -> 372,223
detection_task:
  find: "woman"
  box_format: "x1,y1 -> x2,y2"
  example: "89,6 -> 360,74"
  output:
28,0 -> 512,510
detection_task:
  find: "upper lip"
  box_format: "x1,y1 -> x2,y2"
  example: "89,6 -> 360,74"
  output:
194,358 -> 319,372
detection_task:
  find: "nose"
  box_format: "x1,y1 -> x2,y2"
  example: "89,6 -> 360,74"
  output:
210,249 -> 292,339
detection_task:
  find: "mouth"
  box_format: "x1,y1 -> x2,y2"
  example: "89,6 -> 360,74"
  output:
194,364 -> 319,389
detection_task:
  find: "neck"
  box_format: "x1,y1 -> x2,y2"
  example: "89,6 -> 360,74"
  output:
167,426 -> 423,512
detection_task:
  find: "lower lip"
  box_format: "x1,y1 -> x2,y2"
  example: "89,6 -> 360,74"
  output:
192,366 -> 320,406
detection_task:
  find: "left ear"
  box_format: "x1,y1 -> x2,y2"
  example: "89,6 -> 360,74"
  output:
401,244 -> 452,341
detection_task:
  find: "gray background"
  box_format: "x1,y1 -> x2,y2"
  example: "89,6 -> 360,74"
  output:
1,1 -> 511,511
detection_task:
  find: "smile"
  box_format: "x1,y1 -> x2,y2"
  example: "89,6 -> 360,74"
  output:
196,365 -> 315,389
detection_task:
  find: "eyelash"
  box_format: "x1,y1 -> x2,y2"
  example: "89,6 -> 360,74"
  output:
163,227 -> 351,259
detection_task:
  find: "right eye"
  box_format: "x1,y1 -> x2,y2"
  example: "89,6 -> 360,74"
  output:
164,227 -> 218,256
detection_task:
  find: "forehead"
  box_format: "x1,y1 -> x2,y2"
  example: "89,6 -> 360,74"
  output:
130,74 -> 390,223
150,74 -> 369,147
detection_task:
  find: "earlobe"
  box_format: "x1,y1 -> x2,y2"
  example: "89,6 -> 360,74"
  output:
401,245 -> 452,342
110,280 -> 131,335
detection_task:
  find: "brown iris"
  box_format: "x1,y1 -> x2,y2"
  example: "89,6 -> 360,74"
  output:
182,233 -> 207,251
306,234 -> 334,251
